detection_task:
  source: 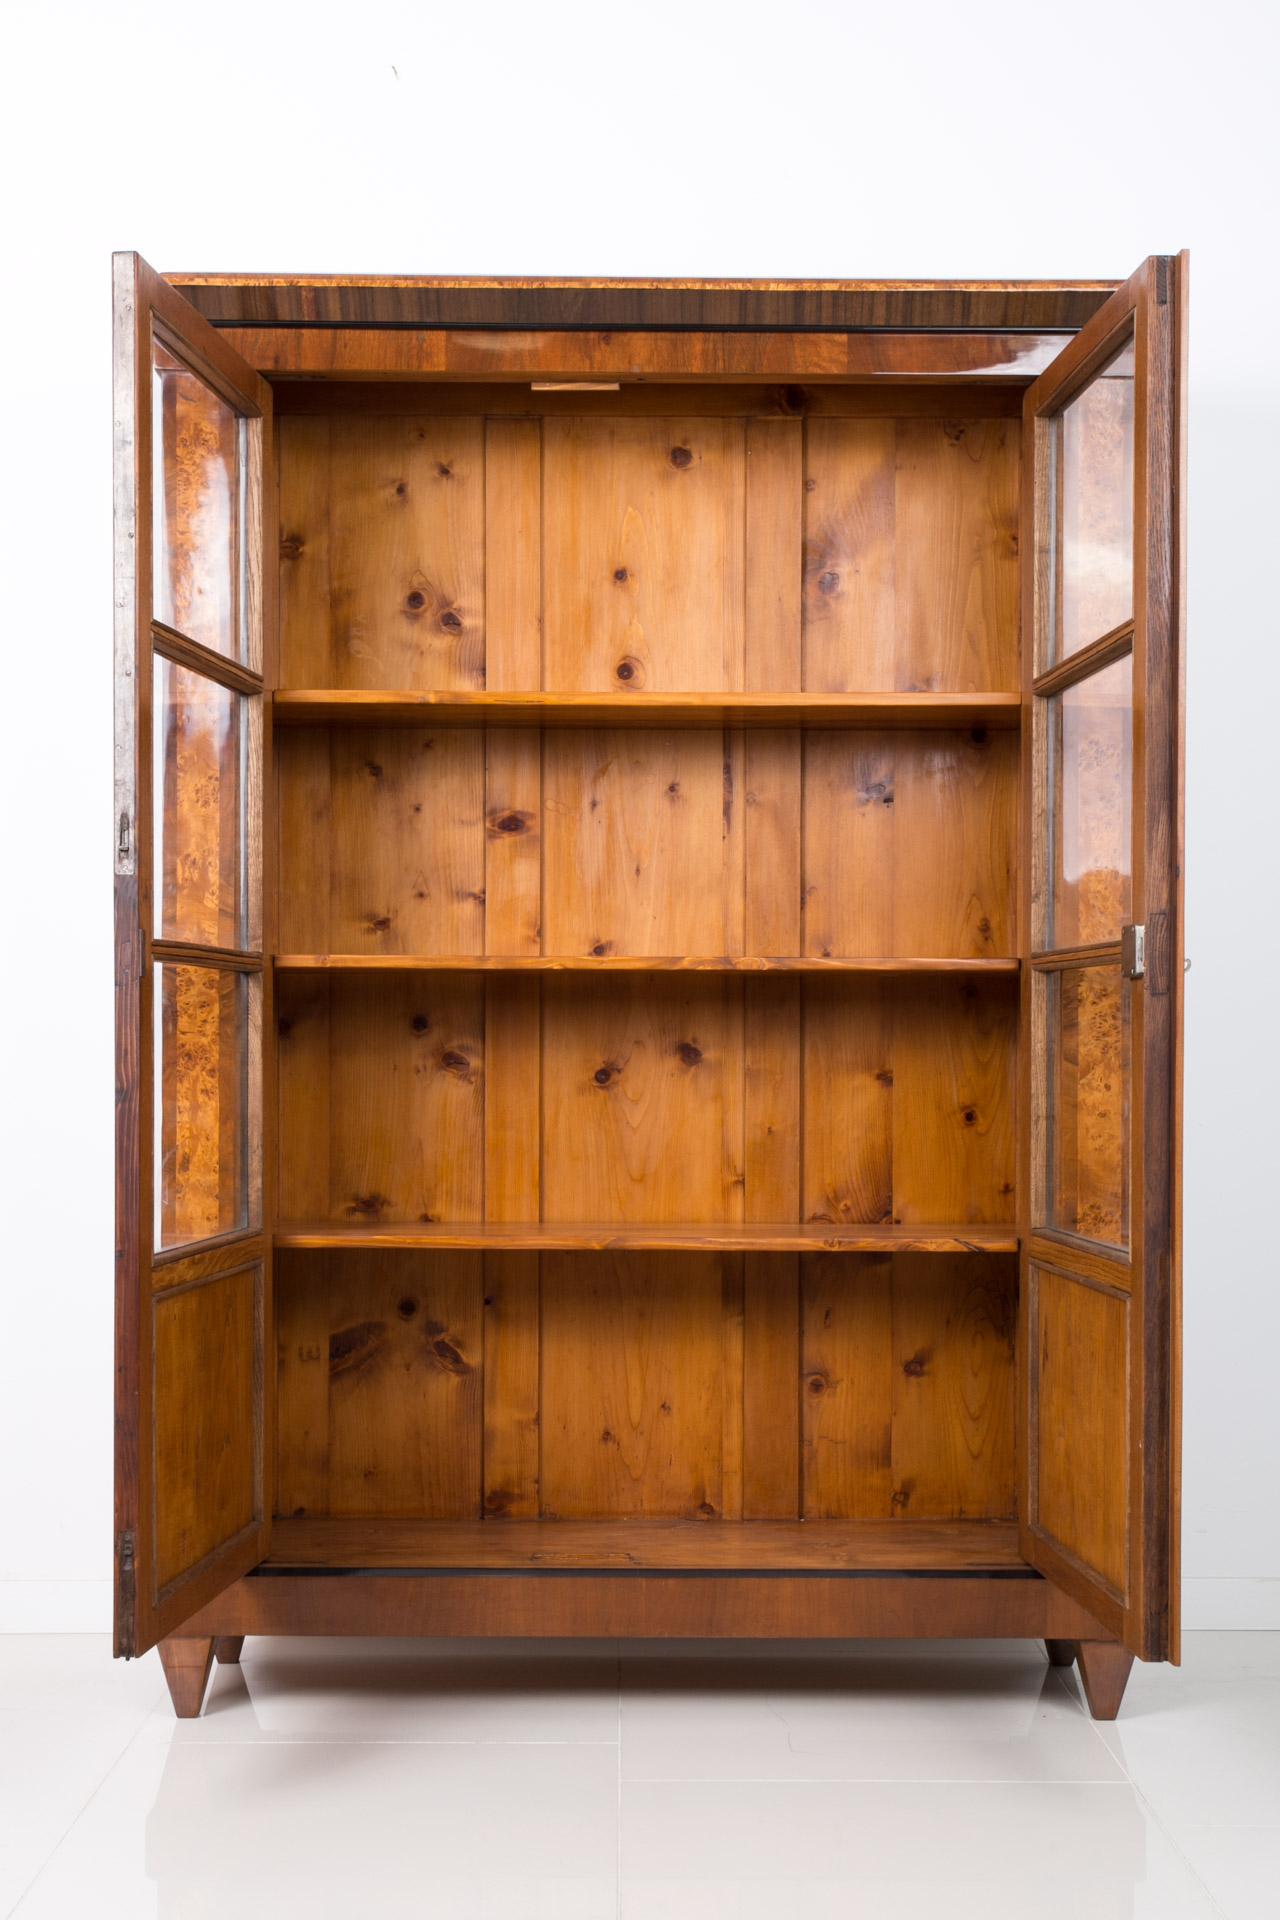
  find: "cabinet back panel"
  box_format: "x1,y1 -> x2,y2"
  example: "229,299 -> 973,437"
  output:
278,400 -> 1019,695
275,1249 -> 1016,1523
275,973 -> 1014,1228
277,725 -> 1016,961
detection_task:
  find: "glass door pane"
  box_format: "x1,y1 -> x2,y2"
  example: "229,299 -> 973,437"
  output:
152,338 -> 246,661
1042,963 -> 1131,1246
1045,653 -> 1133,949
1045,335 -> 1135,666
154,963 -> 260,1250
153,656 -> 255,949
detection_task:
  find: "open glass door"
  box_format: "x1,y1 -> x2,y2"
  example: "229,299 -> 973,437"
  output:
1019,255 -> 1186,1661
114,255 -> 275,1655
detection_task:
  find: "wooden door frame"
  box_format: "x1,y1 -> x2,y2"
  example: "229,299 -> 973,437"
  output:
114,254 -> 278,1655
1015,255 -> 1186,1660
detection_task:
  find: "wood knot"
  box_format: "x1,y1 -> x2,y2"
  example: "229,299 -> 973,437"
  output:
613,567 -> 629,583
875,1069 -> 894,1087
601,1428 -> 617,1445
669,445 -> 693,468
347,1193 -> 389,1217
593,1063 -> 619,1087
666,780 -> 681,798
804,1372 -> 828,1397
697,1501 -> 717,1518
818,570 -> 840,596
676,1041 -> 703,1068
365,912 -> 393,933
943,422 -> 966,445
279,532 -> 305,560
615,655 -> 643,685
405,590 -> 426,611
363,760 -> 383,779
774,385 -> 808,416
427,1332 -> 471,1375
439,1049 -> 472,1078
394,481 -> 408,498
410,1014 -> 430,1034
436,462 -> 453,479
962,1107 -> 977,1126
329,1321 -> 385,1375
488,808 -> 533,838
902,1351 -> 930,1378
590,941 -> 613,957
440,608 -> 463,632
397,1297 -> 417,1319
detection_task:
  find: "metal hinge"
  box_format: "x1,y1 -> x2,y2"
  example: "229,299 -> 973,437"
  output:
1121,923 -> 1145,979
117,1530 -> 136,1651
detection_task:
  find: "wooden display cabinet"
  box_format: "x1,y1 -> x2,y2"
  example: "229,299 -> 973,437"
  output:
113,262 -> 1186,1721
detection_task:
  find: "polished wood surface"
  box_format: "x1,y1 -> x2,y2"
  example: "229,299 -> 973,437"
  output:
271,1222 -> 1020,1252
115,269 -> 1180,1723
1073,1641 -> 1136,1720
273,690 -> 1022,728
275,955 -> 1020,975
167,273 -> 1116,332
114,255 -> 274,1660
179,1570 -> 1109,1648
157,1636 -> 216,1718
1018,258 -> 1186,1664
264,1515 -> 1024,1571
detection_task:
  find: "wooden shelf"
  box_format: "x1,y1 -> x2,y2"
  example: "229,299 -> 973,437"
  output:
275,953 -> 1019,975
263,1516 -> 1027,1575
273,689 -> 1022,730
273,1221 -> 1019,1254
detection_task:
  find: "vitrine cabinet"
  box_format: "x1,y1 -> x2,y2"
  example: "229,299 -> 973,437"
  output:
114,261 -> 1186,1719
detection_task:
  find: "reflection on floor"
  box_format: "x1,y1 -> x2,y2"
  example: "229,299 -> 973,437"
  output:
2,1632 -> 1277,1918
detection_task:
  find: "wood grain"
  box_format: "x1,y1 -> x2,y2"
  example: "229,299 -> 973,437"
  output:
275,1250 -> 482,1518
803,418 -> 1019,693
264,1513 -> 1024,1570
274,689 -> 1023,728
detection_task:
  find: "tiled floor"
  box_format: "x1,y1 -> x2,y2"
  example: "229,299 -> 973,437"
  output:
2,1632 -> 1277,1917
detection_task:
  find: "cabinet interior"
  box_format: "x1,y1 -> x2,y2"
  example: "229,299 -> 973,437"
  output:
254,381 -> 1029,1569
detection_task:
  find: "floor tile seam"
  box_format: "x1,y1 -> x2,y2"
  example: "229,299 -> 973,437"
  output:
6,1710 -> 154,1920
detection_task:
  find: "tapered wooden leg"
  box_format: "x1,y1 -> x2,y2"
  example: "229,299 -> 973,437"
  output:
1074,1640 -> 1135,1720
1045,1639 -> 1078,1667
158,1635 -> 216,1718
214,1636 -> 245,1665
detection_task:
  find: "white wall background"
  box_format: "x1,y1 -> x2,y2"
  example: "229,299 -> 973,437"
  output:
1,0 -> 1275,1633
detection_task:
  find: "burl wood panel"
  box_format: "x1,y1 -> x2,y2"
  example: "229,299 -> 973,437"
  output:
277,403 -> 1018,697
153,1265 -> 258,1589
1032,1264 -> 1129,1597
1049,966 -> 1130,1246
152,340 -> 241,660
157,965 -> 250,1248
275,1251 -> 1016,1526
155,661 -> 243,948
